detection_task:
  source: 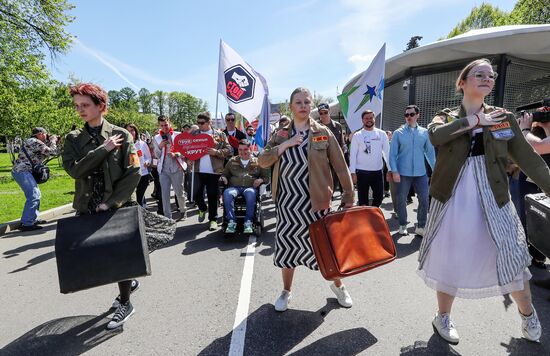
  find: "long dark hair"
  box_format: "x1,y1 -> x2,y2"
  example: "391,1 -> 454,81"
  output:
125,123 -> 140,141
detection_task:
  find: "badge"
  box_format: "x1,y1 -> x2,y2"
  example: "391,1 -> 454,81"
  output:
489,122 -> 511,131
277,130 -> 289,138
491,128 -> 515,140
129,153 -> 140,167
312,135 -> 328,142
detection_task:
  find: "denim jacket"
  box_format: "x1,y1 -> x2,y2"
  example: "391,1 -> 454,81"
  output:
389,124 -> 436,177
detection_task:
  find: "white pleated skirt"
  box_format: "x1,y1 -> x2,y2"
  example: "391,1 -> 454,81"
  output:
417,157 -> 531,299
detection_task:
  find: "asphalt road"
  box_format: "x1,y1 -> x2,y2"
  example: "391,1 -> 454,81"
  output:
1,192 -> 550,356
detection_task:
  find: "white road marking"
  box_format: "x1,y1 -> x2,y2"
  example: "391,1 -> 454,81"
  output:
228,235 -> 257,356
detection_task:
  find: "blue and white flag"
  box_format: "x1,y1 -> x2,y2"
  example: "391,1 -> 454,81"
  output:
338,43 -> 385,132
254,72 -> 269,149
217,40 -> 266,121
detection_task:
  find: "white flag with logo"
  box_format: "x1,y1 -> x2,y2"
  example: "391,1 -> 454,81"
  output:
217,39 -> 266,121
337,43 -> 385,132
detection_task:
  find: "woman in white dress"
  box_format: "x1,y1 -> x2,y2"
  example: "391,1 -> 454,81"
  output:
417,58 -> 550,344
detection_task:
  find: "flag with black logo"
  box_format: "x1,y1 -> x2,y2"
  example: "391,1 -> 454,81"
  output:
217,39 -> 267,122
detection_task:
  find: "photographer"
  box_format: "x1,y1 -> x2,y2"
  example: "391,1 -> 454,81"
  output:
517,107 -> 550,267
12,127 -> 58,231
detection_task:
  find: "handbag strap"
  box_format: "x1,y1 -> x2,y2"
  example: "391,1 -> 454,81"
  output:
20,143 -> 37,170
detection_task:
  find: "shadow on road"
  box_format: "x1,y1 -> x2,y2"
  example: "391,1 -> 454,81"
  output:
198,299 -> 377,355
399,335 -> 461,355
0,312 -> 122,355
9,251 -> 56,274
3,238 -> 55,257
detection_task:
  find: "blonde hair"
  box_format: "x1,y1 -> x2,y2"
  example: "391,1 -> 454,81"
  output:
455,58 -> 492,94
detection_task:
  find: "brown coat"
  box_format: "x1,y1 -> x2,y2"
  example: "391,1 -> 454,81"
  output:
258,118 -> 354,212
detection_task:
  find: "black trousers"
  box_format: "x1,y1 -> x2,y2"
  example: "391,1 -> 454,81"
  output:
151,167 -> 163,214
356,169 -> 384,207
197,173 -> 220,222
135,175 -> 151,207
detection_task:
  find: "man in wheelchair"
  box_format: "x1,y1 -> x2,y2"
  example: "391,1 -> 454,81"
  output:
220,139 -> 270,234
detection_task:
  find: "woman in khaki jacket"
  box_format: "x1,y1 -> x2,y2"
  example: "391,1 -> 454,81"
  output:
258,87 -> 354,312
417,59 -> 550,345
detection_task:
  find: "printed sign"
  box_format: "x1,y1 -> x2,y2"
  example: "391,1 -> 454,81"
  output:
172,132 -> 215,160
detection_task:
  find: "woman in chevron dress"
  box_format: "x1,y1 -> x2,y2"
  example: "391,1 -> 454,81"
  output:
417,59 -> 550,345
259,87 -> 355,312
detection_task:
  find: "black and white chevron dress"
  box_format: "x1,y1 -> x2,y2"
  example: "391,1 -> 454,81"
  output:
274,129 -> 326,270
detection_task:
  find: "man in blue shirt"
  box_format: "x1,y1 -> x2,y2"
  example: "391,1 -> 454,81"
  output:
389,105 -> 436,236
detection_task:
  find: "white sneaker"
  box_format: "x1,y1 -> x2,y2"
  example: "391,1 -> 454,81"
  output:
330,283 -> 353,308
398,225 -> 408,235
520,307 -> 541,342
274,290 -> 292,312
414,226 -> 425,237
432,312 -> 459,345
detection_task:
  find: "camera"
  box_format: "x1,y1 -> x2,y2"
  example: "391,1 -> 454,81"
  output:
517,98 -> 550,123
533,111 -> 550,123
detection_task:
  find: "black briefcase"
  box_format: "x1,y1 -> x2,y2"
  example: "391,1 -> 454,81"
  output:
525,193 -> 550,258
55,206 -> 151,294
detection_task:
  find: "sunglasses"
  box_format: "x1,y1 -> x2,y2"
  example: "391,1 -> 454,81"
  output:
319,111 -> 329,115
467,72 -> 498,81
226,118 -> 235,122
197,121 -> 207,125
404,113 -> 417,117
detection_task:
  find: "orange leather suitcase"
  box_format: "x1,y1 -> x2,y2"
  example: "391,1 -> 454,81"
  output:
309,206 -> 396,280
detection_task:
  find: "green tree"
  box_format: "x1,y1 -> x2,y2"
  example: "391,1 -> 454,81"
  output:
167,91 -> 208,129
118,87 -> 139,111
138,88 -> 152,113
404,36 -> 423,51
0,0 -> 74,58
152,90 -> 167,116
105,108 -> 157,137
446,3 -> 509,38
108,89 -> 122,107
312,92 -> 334,108
0,0 -> 74,139
509,0 -> 550,24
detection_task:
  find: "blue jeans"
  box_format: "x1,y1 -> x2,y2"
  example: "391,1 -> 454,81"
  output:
12,170 -> 41,226
223,186 -> 256,222
396,175 -> 429,228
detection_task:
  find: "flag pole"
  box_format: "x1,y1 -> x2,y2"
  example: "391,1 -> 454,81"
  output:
214,93 -> 220,129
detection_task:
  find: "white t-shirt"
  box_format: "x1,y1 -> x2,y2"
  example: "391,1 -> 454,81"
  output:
349,128 -> 390,172
199,129 -> 215,174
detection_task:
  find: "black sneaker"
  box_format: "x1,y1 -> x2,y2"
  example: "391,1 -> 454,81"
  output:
111,280 -> 140,309
19,224 -> 43,231
106,301 -> 135,330
34,219 -> 47,225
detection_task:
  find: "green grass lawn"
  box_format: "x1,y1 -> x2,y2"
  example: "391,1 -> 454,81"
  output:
0,153 -> 74,224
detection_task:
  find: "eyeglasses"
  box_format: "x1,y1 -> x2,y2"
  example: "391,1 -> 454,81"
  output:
467,72 -> 498,81
226,118 -> 235,122
319,111 -> 329,115
197,121 -> 207,125
404,113 -> 417,117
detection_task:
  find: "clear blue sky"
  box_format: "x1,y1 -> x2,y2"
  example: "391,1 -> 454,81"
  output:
51,0 -> 517,112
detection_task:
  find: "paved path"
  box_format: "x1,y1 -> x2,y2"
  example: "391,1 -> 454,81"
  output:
1,194 -> 550,355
